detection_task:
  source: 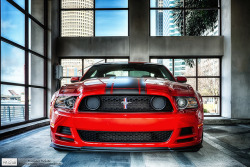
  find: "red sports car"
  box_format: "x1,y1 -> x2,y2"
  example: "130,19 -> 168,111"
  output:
50,63 -> 203,152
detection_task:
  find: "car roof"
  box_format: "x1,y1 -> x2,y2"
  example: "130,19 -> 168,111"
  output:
92,62 -> 161,66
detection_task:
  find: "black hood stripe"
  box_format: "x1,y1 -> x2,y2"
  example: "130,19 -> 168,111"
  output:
105,77 -> 146,94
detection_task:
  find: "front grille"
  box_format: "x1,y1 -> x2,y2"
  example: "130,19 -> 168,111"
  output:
78,95 -> 173,112
77,130 -> 172,143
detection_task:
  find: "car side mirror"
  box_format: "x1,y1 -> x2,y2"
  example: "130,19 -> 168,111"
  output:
70,77 -> 80,83
176,76 -> 187,83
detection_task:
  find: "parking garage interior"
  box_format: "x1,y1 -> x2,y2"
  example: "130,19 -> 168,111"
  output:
1,0 -> 250,166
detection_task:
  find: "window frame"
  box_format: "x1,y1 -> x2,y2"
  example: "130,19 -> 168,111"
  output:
0,0 -> 48,129
59,0 -> 129,37
150,56 -> 222,117
59,57 -> 129,86
149,0 -> 222,36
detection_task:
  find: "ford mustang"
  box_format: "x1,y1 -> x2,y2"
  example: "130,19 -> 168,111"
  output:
50,62 -> 203,152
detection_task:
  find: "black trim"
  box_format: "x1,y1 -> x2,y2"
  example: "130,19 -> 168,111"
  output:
50,142 -> 202,152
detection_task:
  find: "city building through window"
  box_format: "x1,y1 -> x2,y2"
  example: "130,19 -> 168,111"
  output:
61,0 -> 128,37
150,0 -> 220,36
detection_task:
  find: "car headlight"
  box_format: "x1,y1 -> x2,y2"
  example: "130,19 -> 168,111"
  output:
176,97 -> 198,109
54,96 -> 77,109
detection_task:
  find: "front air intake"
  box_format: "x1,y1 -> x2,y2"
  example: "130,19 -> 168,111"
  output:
77,130 -> 173,143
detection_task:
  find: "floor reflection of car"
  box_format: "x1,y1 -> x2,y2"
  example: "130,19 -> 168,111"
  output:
50,62 -> 204,152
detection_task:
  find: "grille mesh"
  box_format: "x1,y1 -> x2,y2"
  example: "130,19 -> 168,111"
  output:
77,130 -> 172,143
78,95 -> 173,112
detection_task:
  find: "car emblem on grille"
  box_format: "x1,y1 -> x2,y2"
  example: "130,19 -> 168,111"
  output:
121,98 -> 131,109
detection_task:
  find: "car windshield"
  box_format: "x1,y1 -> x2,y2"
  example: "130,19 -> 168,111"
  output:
81,63 -> 175,81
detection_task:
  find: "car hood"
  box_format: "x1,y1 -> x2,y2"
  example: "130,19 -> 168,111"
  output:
59,77 -> 195,96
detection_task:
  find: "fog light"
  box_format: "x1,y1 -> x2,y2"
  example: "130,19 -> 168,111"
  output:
85,96 -> 101,110
151,96 -> 166,110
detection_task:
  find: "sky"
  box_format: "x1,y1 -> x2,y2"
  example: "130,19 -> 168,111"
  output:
1,0 -> 25,95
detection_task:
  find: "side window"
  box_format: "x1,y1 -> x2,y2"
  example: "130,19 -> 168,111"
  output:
90,70 -> 97,78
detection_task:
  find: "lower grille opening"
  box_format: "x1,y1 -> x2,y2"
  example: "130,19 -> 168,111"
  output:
57,136 -> 74,142
177,137 -> 194,143
77,130 -> 172,143
58,126 -> 72,135
179,127 -> 193,136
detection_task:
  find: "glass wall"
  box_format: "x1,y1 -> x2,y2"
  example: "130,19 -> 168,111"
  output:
150,0 -> 220,36
61,0 -> 128,37
1,0 -> 47,127
60,58 -> 129,85
151,58 -> 221,116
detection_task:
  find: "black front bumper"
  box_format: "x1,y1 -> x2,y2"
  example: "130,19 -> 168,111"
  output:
50,142 -> 202,152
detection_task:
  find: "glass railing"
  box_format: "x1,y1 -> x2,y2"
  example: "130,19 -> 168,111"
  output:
1,103 -> 30,126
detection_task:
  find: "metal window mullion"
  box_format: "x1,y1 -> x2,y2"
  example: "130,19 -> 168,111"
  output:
196,58 -> 198,92
172,59 -> 175,77
44,0 -> 48,118
94,0 -> 96,36
183,0 -> 186,35
0,0 -> 2,127
59,0 -> 62,36
25,0 -> 29,121
82,59 -> 84,76
219,57 -> 222,116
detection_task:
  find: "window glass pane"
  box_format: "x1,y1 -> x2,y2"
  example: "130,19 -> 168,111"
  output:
95,10 -> 128,36
150,10 -> 183,36
150,0 -> 183,8
29,0 -> 44,24
186,78 -> 196,90
61,11 -> 94,37
198,78 -> 220,96
61,0 -> 94,9
1,0 -> 25,46
61,78 -> 71,86
186,0 -> 218,8
13,0 -> 25,8
174,59 -> 196,76
203,97 -> 220,115
29,19 -> 44,55
95,0 -> 128,8
151,59 -> 173,74
1,42 -> 25,84
185,10 -> 218,36
61,59 -> 82,77
106,59 -> 129,62
29,87 -> 44,119
198,58 -> 219,76
29,54 -> 44,86
1,84 -> 25,126
84,59 -> 105,73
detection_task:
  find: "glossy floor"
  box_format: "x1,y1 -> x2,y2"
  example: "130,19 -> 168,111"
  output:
0,124 -> 250,167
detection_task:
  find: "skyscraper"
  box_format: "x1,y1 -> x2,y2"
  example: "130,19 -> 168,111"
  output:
61,0 -> 94,37
155,0 -> 182,36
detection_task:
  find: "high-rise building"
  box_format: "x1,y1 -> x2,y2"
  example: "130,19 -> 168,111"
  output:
155,0 -> 182,36
61,0 -> 94,37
